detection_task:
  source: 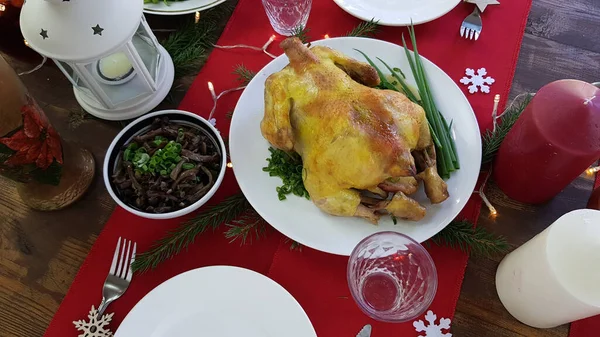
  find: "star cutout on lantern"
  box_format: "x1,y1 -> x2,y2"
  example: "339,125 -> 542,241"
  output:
464,0 -> 500,12
40,29 -> 48,40
92,24 -> 104,36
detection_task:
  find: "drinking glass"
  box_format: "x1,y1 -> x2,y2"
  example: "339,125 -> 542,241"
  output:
261,0 -> 312,36
347,232 -> 438,322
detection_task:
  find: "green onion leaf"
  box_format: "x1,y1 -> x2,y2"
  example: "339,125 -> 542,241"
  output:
182,163 -> 195,170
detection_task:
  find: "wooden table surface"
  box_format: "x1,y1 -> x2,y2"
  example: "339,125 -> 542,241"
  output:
1,0 -> 599,336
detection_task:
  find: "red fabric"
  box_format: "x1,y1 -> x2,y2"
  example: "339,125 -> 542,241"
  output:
44,0 -> 532,335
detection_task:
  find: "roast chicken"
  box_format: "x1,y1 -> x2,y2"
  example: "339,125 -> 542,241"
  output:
261,37 -> 448,223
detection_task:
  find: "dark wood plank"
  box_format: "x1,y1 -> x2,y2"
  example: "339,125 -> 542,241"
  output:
526,0 -> 600,54
510,33 -> 600,97
455,0 -> 600,334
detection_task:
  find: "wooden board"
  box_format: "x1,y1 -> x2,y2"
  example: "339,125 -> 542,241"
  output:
1,0 -> 599,335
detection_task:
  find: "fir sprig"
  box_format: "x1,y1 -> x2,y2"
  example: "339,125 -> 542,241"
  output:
430,220 -> 510,257
345,19 -> 380,37
131,193 -> 250,273
292,26 -> 311,43
224,209 -> 268,245
285,238 -> 303,251
160,2 -> 236,77
233,64 -> 257,85
482,94 -> 533,164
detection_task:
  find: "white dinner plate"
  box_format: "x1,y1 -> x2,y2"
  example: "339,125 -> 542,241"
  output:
229,37 -> 481,256
333,0 -> 461,26
115,266 -> 316,337
143,0 -> 226,15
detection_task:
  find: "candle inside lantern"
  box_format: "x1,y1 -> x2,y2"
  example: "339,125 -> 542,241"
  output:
494,80 -> 600,203
98,52 -> 133,81
496,209 -> 600,328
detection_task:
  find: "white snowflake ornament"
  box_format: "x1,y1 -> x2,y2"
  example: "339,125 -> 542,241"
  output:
413,310 -> 452,337
460,68 -> 495,94
73,306 -> 114,337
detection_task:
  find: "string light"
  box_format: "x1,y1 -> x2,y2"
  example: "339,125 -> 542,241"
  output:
324,34 -> 330,39
18,56 -> 47,76
474,169 -> 498,218
23,39 -> 29,47
207,81 -> 217,100
491,94 -> 501,133
207,82 -> 246,121
226,162 -> 233,168
0,4 -> 6,12
586,166 -> 600,175
194,11 -> 200,24
213,35 -> 277,59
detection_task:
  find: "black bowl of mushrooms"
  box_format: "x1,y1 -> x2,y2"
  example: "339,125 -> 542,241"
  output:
103,110 -> 226,219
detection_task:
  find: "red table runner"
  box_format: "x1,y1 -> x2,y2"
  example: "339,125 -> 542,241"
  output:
44,0 -> 533,335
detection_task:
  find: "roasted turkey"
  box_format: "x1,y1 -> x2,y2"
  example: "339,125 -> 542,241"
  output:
261,37 -> 448,223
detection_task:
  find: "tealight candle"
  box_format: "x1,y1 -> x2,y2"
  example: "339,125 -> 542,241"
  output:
98,52 -> 133,81
496,209 -> 600,328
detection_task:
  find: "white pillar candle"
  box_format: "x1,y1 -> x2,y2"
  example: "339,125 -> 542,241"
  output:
99,52 -> 133,80
496,209 -> 600,328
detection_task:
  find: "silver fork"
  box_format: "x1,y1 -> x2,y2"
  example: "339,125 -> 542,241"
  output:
460,6 -> 482,40
97,237 -> 136,318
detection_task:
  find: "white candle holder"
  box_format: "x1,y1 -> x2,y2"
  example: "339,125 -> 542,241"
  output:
496,209 -> 600,328
20,0 -> 175,121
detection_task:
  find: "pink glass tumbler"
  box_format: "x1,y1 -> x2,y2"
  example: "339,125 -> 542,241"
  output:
347,231 -> 438,322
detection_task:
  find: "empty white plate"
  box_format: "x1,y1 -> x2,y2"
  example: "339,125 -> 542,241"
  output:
333,0 -> 461,26
116,266 -> 316,337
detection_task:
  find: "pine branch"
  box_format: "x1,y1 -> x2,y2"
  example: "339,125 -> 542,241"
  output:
225,110 -> 234,119
430,220 -> 510,258
285,238 -> 303,251
345,19 -> 380,37
233,64 -> 256,85
291,26 -> 311,43
160,2 -> 236,78
289,240 -> 303,251
482,94 -> 533,164
131,193 -> 250,273
224,209 -> 268,245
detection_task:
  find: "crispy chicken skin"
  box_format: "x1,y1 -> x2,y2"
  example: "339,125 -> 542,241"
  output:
261,37 -> 448,223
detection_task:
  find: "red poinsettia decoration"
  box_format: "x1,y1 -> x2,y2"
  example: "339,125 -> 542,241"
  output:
0,103 -> 62,169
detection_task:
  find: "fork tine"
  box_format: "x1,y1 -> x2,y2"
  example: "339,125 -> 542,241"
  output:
126,242 -> 136,282
469,29 -> 475,40
115,239 -> 127,277
460,26 -> 465,37
109,237 -> 121,275
475,31 -> 480,40
119,240 -> 132,279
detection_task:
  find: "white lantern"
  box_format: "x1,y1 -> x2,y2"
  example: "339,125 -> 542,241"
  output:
19,0 -> 175,120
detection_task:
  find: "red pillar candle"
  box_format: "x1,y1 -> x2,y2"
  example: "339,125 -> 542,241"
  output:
494,80 -> 600,204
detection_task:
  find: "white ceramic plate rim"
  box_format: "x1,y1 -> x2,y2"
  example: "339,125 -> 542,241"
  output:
229,37 -> 481,256
115,266 -> 317,337
332,0 -> 461,26
143,0 -> 226,15
102,109 -> 227,220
